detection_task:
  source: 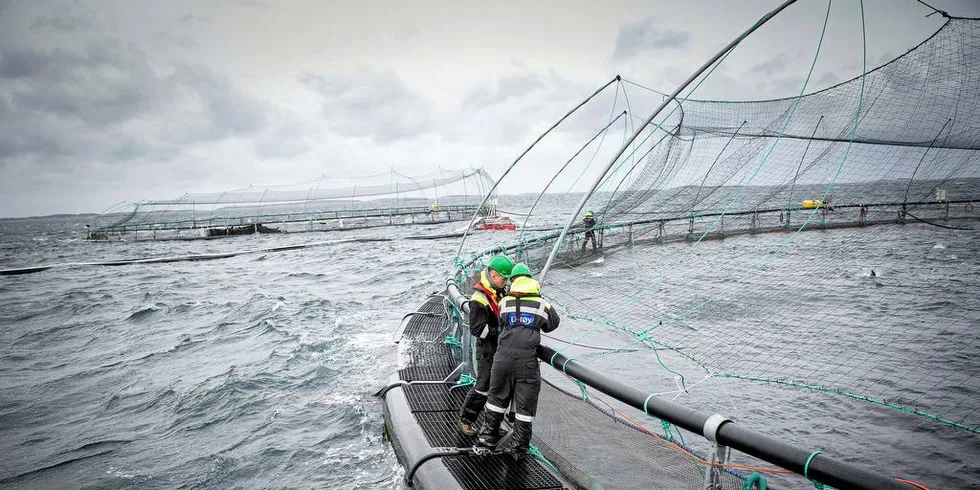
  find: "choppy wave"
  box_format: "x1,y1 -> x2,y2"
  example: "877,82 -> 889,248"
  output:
0,216 -> 464,489
2,212 -> 979,488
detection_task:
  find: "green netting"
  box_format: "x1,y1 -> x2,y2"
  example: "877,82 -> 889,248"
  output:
452,8 -> 979,490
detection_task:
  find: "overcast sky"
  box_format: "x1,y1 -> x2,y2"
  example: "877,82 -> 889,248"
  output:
1,0 -> 978,217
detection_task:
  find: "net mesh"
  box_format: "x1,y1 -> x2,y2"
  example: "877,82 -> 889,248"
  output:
451,12 -> 980,490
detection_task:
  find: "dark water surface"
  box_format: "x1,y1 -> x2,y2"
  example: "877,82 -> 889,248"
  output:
2,213 -> 978,489
1,217 -> 479,489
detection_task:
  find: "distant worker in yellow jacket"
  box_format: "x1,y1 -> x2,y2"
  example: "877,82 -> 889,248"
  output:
582,209 -> 598,253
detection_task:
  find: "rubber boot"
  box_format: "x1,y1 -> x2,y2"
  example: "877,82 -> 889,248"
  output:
508,421 -> 533,460
501,409 -> 516,435
457,418 -> 477,437
477,411 -> 504,449
458,390 -> 486,436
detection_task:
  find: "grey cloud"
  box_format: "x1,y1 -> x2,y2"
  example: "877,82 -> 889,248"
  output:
172,63 -> 267,139
153,29 -> 198,48
105,138 -> 181,163
816,71 -> 839,87
769,75 -> 807,97
299,70 -> 433,143
230,0 -> 268,8
750,53 -> 790,75
612,17 -> 690,60
462,72 -> 546,109
0,39 -> 269,163
30,15 -> 95,31
178,13 -> 212,24
152,13 -> 209,48
0,122 -> 64,159
450,68 -> 619,147
0,109 -> 184,165
6,42 -> 173,128
254,124 -> 312,160
0,45 -> 60,78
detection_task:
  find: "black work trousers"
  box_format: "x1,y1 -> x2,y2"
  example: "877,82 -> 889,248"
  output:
484,350 -> 540,421
459,337 -> 497,422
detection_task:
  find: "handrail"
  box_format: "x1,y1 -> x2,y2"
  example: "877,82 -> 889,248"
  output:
510,198 -> 978,247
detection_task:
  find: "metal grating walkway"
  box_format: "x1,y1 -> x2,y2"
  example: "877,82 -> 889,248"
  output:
443,455 -> 564,490
395,294 -> 567,490
403,383 -> 468,412
399,365 -> 456,382
403,339 -> 457,370
415,411 -> 484,448
402,314 -> 450,338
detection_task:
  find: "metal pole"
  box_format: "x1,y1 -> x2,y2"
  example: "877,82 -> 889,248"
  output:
453,76 -> 621,260
903,118 -> 952,209
692,120 -> 747,214
519,111 -> 627,235
540,0 -> 800,284
787,115 -> 824,218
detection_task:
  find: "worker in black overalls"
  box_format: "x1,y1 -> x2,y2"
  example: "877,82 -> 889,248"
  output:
476,273 -> 560,459
458,254 -> 514,436
582,209 -> 597,254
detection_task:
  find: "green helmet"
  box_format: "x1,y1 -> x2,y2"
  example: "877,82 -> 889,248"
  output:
585,209 -> 594,217
488,254 -> 514,277
509,263 -> 532,279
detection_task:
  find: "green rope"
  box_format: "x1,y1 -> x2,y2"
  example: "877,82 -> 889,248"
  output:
643,393 -> 656,416
742,472 -> 767,490
573,379 -> 590,402
804,450 -> 826,489
453,373 -> 475,389
444,336 -> 462,351
634,327 -> 686,389
640,394 -> 688,446
660,420 -> 675,442
549,293 -> 696,391
527,444 -> 558,472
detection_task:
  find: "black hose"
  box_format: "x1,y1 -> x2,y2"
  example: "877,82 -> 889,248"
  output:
374,379 -> 452,398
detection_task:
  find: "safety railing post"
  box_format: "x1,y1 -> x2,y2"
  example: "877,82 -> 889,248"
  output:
702,442 -> 730,490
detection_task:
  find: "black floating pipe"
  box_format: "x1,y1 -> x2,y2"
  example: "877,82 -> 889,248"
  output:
538,345 -> 913,490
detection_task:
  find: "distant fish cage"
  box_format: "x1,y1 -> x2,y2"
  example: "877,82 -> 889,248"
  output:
81,203 -> 481,242
83,167 -> 496,242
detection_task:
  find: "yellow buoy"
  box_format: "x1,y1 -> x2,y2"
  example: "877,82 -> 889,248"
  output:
801,200 -> 822,209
